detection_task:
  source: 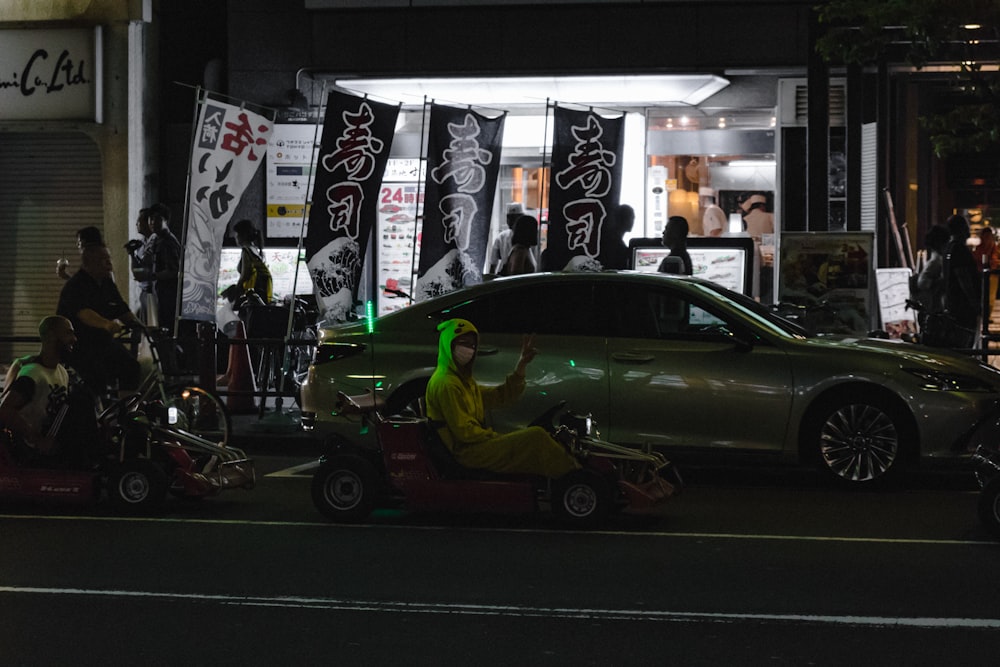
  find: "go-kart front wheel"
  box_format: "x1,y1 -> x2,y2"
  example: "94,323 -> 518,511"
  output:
311,455 -> 379,522
107,459 -> 168,512
551,469 -> 611,526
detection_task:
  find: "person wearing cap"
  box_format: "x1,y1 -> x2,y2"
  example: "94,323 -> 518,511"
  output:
699,188 -> 727,237
487,202 -> 524,274
424,318 -> 581,478
738,192 -> 776,300
738,192 -> 774,240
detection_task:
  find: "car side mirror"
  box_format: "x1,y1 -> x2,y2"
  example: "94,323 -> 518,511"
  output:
714,327 -> 754,352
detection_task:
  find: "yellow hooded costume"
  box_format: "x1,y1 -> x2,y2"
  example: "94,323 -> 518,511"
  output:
424,319 -> 580,478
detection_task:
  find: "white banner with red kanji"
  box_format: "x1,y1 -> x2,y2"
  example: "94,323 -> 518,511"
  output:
181,97 -> 273,321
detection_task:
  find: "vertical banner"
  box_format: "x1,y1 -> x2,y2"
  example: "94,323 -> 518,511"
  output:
182,98 -> 273,321
415,105 -> 505,300
543,106 -> 624,271
305,90 -> 398,323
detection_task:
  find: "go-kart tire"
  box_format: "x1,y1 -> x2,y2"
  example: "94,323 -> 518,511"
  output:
107,459 -> 169,512
977,477 -> 1000,539
312,455 -> 379,522
551,469 -> 611,525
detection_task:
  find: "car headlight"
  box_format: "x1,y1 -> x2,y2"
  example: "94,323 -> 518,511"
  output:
905,368 -> 995,392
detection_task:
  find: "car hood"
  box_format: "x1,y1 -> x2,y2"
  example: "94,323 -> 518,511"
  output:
795,334 -> 999,376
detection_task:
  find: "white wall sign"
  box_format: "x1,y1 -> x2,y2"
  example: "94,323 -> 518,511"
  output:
0,28 -> 102,122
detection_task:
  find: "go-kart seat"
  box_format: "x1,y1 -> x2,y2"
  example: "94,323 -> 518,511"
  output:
423,420 -> 509,481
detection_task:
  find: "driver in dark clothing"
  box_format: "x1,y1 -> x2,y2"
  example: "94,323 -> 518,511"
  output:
56,244 -> 142,397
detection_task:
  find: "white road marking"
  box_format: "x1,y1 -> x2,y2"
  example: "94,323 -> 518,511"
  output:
264,461 -> 320,478
0,585 -> 998,629
0,513 -> 997,546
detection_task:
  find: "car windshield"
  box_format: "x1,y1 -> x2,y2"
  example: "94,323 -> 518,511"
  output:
692,281 -> 809,339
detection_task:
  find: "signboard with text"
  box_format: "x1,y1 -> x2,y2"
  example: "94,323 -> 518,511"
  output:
0,28 -> 102,122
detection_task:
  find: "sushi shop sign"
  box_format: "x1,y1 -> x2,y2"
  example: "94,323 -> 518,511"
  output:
0,28 -> 102,122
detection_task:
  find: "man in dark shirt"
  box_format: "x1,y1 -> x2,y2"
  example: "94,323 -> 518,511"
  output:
943,213 -> 981,348
599,204 -> 635,270
57,244 -> 143,397
657,216 -> 693,275
148,203 -> 181,331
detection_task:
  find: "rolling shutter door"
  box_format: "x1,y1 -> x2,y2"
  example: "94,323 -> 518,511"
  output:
0,132 -> 104,362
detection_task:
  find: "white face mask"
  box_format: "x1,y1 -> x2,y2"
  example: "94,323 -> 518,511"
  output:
453,344 -> 476,366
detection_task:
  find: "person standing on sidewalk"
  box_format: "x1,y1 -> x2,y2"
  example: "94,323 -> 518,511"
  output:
148,203 -> 181,330
973,225 -> 1000,322
943,214 -> 981,348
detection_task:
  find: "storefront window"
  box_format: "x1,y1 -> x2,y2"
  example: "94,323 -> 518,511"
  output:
645,108 -> 777,300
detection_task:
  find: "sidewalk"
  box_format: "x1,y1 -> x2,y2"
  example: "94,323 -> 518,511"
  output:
228,400 -> 322,456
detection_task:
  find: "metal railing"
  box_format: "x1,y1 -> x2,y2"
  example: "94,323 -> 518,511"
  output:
0,328 -> 318,412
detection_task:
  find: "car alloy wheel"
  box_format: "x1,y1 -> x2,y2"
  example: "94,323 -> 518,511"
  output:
818,402 -> 900,483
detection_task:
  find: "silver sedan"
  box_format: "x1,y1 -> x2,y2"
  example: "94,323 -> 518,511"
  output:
301,272 -> 1000,485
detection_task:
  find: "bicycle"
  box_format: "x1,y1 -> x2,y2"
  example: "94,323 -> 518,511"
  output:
96,326 -> 255,506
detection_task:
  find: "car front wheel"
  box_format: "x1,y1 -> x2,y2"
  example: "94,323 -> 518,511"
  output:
806,391 -> 910,485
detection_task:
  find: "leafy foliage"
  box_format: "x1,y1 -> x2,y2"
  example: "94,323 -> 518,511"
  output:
815,0 -> 1000,156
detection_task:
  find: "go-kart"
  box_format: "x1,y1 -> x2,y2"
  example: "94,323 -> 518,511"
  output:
0,329 -> 255,512
311,392 -> 682,525
0,391 -> 255,511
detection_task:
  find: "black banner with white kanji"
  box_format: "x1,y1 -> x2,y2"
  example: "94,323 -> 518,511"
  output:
415,104 -> 505,300
542,106 -> 624,271
305,90 -> 398,322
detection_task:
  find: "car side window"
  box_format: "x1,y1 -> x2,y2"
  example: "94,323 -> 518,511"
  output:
440,282 -> 604,337
608,284 -> 732,340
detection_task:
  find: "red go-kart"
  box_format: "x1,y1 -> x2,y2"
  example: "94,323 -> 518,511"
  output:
0,386 -> 255,512
311,392 -> 682,525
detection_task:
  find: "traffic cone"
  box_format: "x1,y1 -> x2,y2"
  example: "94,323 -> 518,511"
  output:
225,320 -> 257,414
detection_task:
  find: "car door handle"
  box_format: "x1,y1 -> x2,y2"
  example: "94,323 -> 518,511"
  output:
611,352 -> 655,364
478,346 -> 499,356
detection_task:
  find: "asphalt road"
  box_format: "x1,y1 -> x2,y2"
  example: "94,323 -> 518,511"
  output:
1,457 -> 999,666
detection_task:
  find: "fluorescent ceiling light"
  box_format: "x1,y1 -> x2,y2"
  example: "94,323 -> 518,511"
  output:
726,160 -> 776,167
332,74 -> 729,108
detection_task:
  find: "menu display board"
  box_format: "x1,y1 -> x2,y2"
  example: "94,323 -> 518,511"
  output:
631,236 -> 756,295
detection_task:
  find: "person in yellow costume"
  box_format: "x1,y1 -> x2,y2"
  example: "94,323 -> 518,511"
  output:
425,318 -> 581,478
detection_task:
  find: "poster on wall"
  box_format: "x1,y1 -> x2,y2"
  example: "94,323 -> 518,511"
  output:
778,232 -> 875,335
875,267 -> 917,339
266,124 -> 321,239
377,180 -> 423,315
